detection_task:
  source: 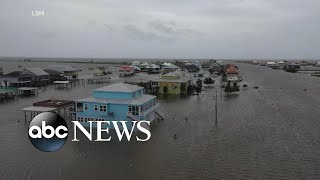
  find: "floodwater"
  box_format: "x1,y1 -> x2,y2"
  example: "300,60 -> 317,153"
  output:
1,61 -> 320,179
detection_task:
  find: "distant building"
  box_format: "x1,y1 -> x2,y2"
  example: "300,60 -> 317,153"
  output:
43,69 -> 64,82
284,63 -> 301,72
0,70 -> 35,87
161,62 -> 179,73
47,65 -> 80,80
185,64 -> 200,73
140,62 -> 149,67
267,62 -> 277,68
209,63 -> 224,75
151,70 -> 192,94
119,65 -> 134,77
25,68 -> 50,86
146,64 -> 161,74
223,64 -> 239,82
276,61 -> 288,69
74,82 -> 161,129
132,61 -> 140,66
130,65 -> 141,73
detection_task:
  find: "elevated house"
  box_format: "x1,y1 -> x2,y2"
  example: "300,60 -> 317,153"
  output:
0,70 -> 35,87
130,65 -> 141,73
283,63 -> 301,72
161,62 -> 179,73
276,61 -> 288,69
146,64 -> 161,74
43,69 -> 64,82
185,64 -> 200,73
266,62 -> 277,69
223,64 -> 239,82
151,70 -> 192,94
139,62 -> 150,72
131,61 -> 140,66
25,68 -> 50,86
119,65 -> 134,77
74,82 -> 161,129
47,65 -> 80,80
208,63 -> 224,75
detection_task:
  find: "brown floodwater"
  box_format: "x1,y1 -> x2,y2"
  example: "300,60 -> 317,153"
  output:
0,61 -> 320,179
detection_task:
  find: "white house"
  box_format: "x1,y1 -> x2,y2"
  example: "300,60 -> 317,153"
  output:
140,62 -> 149,67
132,61 -> 140,66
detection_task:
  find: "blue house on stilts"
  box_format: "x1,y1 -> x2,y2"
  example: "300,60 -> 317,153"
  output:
74,82 -> 162,130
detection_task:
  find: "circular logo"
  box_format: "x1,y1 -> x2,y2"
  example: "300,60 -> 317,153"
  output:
28,112 -> 68,152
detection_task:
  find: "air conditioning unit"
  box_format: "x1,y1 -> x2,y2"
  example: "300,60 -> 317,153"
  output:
108,112 -> 114,116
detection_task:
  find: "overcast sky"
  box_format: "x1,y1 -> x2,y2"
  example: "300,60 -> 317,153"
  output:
1,0 -> 320,59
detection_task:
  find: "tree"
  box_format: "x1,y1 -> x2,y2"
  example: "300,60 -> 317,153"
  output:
233,82 -> 240,92
224,81 -> 232,95
196,79 -> 202,95
284,66 -> 297,73
137,81 -> 144,87
180,83 -> 186,94
187,85 -> 195,95
163,86 -> 168,93
204,77 -> 215,86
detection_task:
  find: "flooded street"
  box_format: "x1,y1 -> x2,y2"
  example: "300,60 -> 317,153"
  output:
1,61 -> 320,179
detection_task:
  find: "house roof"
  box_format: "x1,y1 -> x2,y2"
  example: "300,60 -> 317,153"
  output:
119,65 -> 134,71
162,62 -> 172,66
140,62 -> 149,66
146,64 -> 160,69
43,69 -> 61,76
162,64 -> 179,69
47,65 -> 80,72
94,82 -> 143,93
4,70 -> 35,77
25,68 -> 49,76
132,61 -> 140,65
76,94 -> 156,105
130,65 -> 141,71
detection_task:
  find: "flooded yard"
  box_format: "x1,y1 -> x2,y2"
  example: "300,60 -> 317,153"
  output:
0,61 -> 320,179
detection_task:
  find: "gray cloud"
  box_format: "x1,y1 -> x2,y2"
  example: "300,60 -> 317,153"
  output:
0,0 -> 319,59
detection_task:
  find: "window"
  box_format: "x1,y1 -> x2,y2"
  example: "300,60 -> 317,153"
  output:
100,105 -> 106,112
84,104 -> 88,111
129,106 -> 139,115
151,81 -> 159,86
94,104 -> 98,111
76,103 -> 83,112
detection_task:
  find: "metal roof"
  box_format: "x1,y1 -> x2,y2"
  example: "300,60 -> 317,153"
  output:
25,68 -> 49,76
94,82 -> 143,93
47,65 -> 80,72
21,106 -> 57,112
76,94 -> 156,105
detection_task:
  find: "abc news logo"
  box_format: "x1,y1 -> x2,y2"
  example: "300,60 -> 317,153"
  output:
28,112 -> 151,152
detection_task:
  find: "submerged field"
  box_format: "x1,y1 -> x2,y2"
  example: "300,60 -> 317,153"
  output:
0,61 -> 320,179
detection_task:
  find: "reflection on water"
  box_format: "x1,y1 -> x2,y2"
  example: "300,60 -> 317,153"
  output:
0,61 -> 320,179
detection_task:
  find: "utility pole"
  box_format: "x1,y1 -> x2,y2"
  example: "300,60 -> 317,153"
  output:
215,89 -> 218,125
